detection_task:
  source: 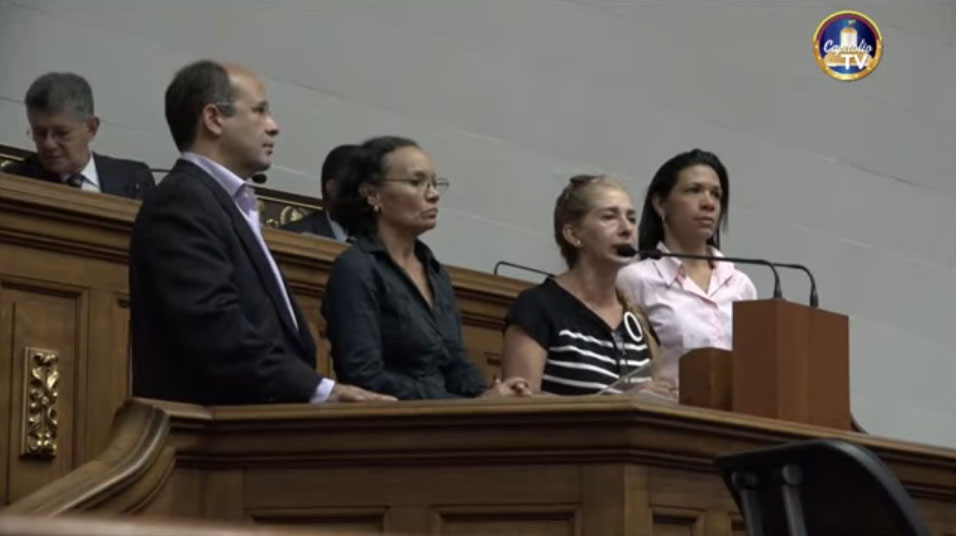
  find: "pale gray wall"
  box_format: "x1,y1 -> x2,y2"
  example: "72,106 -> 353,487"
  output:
2,0 -> 954,447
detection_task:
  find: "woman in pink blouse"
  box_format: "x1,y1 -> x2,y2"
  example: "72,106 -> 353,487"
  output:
616,149 -> 756,391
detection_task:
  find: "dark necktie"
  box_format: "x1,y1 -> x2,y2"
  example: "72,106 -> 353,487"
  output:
64,174 -> 84,189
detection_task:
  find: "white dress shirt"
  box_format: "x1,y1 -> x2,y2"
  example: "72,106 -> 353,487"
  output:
181,152 -> 335,402
327,212 -> 347,242
70,154 -> 101,193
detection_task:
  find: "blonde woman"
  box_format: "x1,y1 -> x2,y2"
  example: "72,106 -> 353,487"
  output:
502,175 -> 669,398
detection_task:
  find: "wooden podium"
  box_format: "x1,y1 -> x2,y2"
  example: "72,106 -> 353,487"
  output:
680,299 -> 850,430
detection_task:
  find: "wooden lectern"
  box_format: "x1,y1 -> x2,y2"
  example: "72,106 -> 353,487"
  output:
680,299 -> 850,430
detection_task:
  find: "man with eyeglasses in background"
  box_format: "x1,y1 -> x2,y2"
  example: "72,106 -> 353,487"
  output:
7,72 -> 155,200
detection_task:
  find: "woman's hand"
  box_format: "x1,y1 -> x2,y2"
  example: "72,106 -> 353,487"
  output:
627,379 -> 678,404
480,376 -> 534,398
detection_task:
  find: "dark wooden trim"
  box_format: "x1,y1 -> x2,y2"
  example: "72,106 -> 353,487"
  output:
7,397 -> 956,517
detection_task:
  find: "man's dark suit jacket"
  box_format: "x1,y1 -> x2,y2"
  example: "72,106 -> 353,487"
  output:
5,152 -> 155,200
129,159 -> 323,405
280,210 -> 337,239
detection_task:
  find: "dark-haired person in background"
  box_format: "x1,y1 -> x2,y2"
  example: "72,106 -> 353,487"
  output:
321,135 -> 531,399
7,72 -> 154,199
281,144 -> 356,241
617,149 -> 756,391
130,60 -> 393,405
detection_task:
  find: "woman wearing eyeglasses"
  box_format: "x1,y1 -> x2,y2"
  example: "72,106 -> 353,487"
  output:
322,136 -> 531,400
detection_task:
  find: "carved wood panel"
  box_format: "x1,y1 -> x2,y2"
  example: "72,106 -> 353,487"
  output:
0,279 -> 84,503
431,504 -> 579,536
291,292 -> 333,378
249,506 -> 388,534
0,288 -> 11,506
460,324 -> 504,383
651,507 -> 736,536
653,525 -> 693,536
242,465 -> 588,534
0,230 -> 131,506
651,507 -> 699,536
77,292 -> 130,462
19,347 -> 60,458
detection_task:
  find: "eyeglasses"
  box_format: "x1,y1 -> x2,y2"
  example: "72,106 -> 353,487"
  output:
27,127 -> 79,144
384,176 -> 450,194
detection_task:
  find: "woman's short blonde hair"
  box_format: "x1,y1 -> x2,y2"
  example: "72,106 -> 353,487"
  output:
553,174 -> 628,267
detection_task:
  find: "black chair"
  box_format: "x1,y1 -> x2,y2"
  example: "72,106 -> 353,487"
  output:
715,438 -> 930,536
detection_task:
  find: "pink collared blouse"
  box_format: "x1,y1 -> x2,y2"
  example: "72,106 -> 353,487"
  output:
616,243 -> 757,388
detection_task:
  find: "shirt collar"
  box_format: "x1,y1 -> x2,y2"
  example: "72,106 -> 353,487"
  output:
181,152 -> 249,200
652,242 -> 682,285
326,212 -> 347,241
709,247 -> 737,287
353,231 -> 441,272
652,242 -> 736,287
77,153 -> 100,189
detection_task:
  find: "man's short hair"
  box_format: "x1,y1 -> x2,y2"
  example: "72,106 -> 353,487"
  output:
164,60 -> 235,152
25,72 -> 95,120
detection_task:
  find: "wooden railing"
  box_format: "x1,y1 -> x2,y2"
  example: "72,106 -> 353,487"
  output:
0,171 -> 529,507
0,514 -> 400,535
5,397 -> 956,534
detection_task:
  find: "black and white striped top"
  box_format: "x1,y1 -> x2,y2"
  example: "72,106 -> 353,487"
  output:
506,278 -> 653,395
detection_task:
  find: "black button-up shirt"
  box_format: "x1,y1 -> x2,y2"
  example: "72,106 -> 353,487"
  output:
321,232 -> 487,399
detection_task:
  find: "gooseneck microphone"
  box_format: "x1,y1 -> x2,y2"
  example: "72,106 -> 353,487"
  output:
493,261 -> 555,279
615,245 -> 783,300
771,262 -> 819,308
